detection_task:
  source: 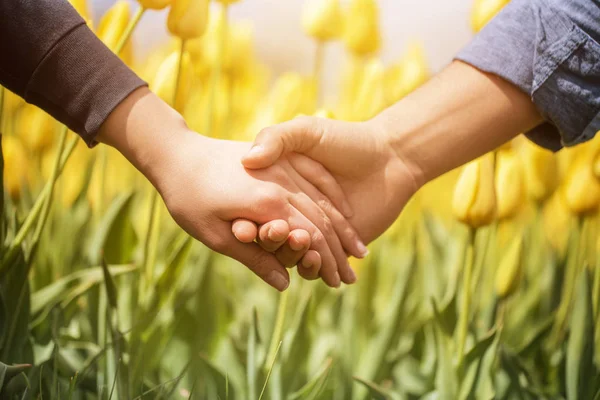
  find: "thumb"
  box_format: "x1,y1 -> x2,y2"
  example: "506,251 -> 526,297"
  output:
242,116 -> 323,169
224,238 -> 291,292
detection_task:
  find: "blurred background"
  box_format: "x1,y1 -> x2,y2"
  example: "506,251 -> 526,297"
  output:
94,0 -> 475,94
5,0 -> 600,399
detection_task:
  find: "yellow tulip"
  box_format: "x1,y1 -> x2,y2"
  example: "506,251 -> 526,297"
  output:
68,0 -> 93,21
471,0 -> 510,33
270,73 -> 316,124
2,136 -> 28,200
495,234 -> 523,299
138,0 -> 172,10
96,1 -> 134,64
197,14 -> 254,76
519,140 -> 557,204
302,0 -> 344,42
384,42 -> 429,104
42,140 -> 91,207
343,0 -> 381,56
452,153 -> 496,228
314,109 -> 336,119
562,153 -> 600,215
168,0 -> 209,40
97,1 -> 130,50
215,0 -> 241,4
353,60 -> 386,121
152,50 -> 193,111
543,193 -> 571,259
16,105 -> 57,152
495,150 -> 524,220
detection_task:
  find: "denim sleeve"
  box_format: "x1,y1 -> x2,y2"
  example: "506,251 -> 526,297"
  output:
456,0 -> 600,151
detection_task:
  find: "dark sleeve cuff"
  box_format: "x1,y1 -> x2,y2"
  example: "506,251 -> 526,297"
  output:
455,0 -> 600,152
24,23 -> 147,147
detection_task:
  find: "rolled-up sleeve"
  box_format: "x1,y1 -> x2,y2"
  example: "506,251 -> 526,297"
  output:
456,0 -> 600,151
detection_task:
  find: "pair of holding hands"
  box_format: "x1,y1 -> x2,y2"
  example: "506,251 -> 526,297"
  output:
162,116 -> 418,291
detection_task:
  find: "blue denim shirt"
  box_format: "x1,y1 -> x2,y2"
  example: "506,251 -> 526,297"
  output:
456,0 -> 600,151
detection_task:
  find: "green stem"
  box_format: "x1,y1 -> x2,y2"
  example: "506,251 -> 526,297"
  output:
31,125 -> 68,244
313,41 -> 325,107
205,3 -> 229,135
456,228 -> 475,372
0,136 -> 78,274
140,37 -> 187,299
114,6 -> 146,55
263,290 -> 289,374
593,247 -> 600,321
173,39 -> 186,110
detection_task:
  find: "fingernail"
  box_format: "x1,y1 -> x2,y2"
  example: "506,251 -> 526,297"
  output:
246,144 -> 264,159
268,270 -> 289,291
347,266 -> 357,283
342,201 -> 353,218
267,227 -> 277,241
356,240 -> 369,258
333,272 -> 341,288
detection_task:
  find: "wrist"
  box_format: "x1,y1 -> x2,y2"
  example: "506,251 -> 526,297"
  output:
96,87 -> 202,193
369,111 -> 426,193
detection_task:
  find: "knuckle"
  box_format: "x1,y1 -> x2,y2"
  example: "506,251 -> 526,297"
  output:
248,252 -> 271,273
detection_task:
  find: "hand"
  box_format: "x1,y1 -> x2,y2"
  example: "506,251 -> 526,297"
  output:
155,135 -> 365,289
97,88 -> 365,290
241,116 -> 420,244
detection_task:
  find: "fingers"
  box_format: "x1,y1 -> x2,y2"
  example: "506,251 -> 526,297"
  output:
283,160 -> 366,267
287,152 -> 353,217
297,250 -> 321,280
212,229 -> 290,292
269,228 -> 313,268
242,116 -> 324,169
288,194 -> 349,287
256,220 -> 290,252
231,219 -> 258,243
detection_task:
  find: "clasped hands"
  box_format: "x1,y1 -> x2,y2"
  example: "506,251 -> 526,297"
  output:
98,87 -> 420,292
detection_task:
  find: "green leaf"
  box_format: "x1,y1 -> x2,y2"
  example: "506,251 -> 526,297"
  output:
287,358 -> 332,400
88,192 -> 138,264
431,297 -> 457,338
352,376 -> 397,400
198,354 -> 234,400
0,362 -> 31,392
149,234 -> 192,309
567,269 -> 596,400
457,328 -> 498,400
247,308 -> 259,400
515,316 -> 553,358
101,259 -> 118,309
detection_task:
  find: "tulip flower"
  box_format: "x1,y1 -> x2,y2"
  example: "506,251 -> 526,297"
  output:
68,0 -> 92,21
17,105 -> 57,152
138,0 -> 172,10
215,0 -> 241,4
302,0 -> 344,42
452,153 -> 496,228
563,154 -> 600,215
168,0 -> 209,40
270,73 -> 316,124
495,234 -> 523,299
543,193 -> 571,259
471,0 -> 510,33
152,50 -> 193,111
2,136 -> 28,200
384,42 -> 430,104
495,150 -> 524,220
343,0 -> 381,56
353,60 -> 386,120
97,1 -> 130,51
520,140 -> 558,204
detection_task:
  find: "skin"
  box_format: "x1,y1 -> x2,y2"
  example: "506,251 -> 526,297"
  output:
239,61 -> 544,243
96,87 -> 367,291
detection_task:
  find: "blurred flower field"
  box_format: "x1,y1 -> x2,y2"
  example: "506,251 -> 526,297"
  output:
2,0 -> 600,398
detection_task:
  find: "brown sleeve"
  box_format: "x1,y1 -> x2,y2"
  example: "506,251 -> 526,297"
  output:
0,0 -> 147,146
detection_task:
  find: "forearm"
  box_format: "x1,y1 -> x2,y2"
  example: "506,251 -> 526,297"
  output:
376,61 -> 543,188
96,87 -> 195,193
